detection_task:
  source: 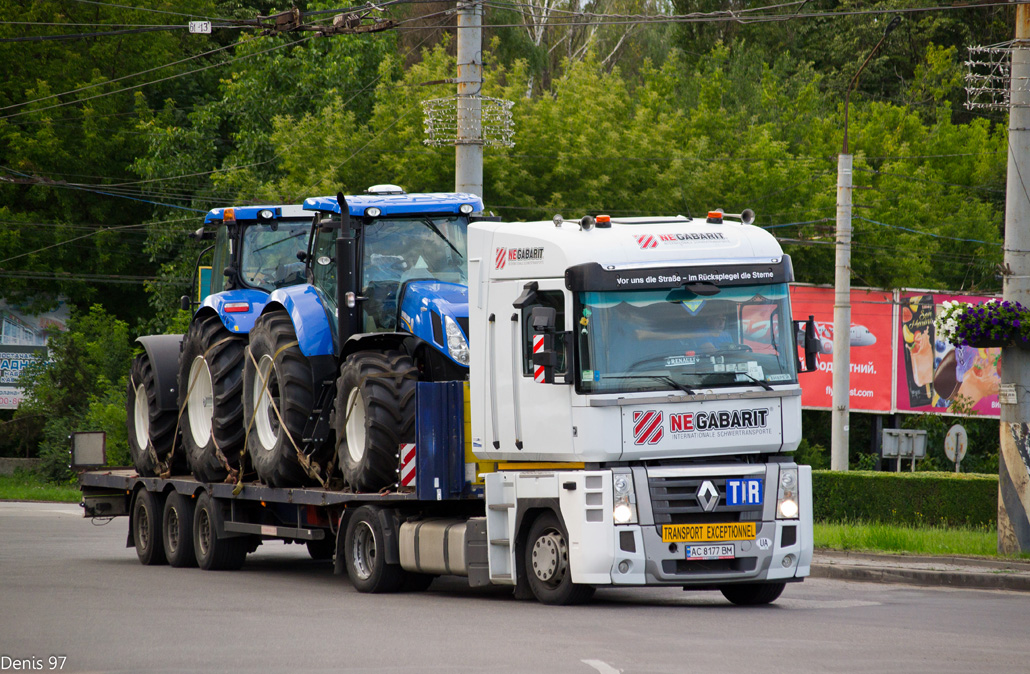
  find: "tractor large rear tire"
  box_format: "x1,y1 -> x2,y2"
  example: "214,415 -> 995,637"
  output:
126,353 -> 179,477
243,309 -> 330,487
336,350 -> 418,493
178,314 -> 247,483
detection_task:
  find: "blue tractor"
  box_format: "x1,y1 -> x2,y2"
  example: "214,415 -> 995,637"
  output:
126,205 -> 312,481
241,186 -> 485,489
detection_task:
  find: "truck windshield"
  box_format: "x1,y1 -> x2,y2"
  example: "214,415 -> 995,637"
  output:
239,220 -> 312,291
575,283 -> 798,394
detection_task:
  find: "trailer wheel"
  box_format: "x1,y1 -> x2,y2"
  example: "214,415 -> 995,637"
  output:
719,582 -> 786,606
162,491 -> 197,568
193,491 -> 247,571
306,536 -> 335,561
344,506 -> 404,593
179,314 -> 247,483
244,309 -> 330,487
132,489 -> 167,566
126,353 -> 179,477
336,350 -> 417,492
523,512 -> 595,605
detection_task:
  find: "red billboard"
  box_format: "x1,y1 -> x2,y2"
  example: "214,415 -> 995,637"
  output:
895,291 -> 1002,418
790,286 -> 895,412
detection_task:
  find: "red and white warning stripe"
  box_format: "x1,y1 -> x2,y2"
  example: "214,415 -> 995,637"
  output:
533,335 -> 546,382
399,443 -> 416,487
632,410 -> 664,445
495,247 -> 507,269
634,234 -> 658,249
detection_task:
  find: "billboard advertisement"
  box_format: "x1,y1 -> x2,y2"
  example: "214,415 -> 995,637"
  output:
789,285 -> 895,412
0,300 -> 69,409
895,291 -> 1001,417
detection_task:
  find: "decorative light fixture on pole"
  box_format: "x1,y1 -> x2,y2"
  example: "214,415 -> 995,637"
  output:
832,16 -> 901,471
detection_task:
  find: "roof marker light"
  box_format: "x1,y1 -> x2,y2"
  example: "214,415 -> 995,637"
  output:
706,210 -> 723,224
258,209 -> 274,220
595,215 -> 611,229
460,204 -> 474,214
365,207 -> 382,218
224,208 -> 236,223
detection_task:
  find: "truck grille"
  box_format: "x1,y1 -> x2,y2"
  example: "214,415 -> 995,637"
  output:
648,475 -> 761,526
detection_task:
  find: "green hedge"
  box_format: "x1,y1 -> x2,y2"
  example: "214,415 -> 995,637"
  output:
812,470 -> 997,528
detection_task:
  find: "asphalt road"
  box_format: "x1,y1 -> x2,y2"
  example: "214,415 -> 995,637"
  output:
1,501 -> 1028,674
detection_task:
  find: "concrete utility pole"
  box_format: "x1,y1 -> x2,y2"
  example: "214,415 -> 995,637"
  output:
999,5 -> 1030,554
455,0 -> 483,197
832,16 -> 900,471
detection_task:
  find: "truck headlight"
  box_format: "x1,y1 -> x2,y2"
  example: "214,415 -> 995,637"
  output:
776,466 -> 799,519
444,315 -> 470,366
613,472 -> 637,524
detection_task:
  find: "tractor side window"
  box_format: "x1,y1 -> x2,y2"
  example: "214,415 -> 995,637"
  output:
520,290 -> 567,376
310,227 -> 337,314
210,226 -> 229,295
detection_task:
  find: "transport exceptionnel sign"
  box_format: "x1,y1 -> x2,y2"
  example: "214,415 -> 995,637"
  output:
788,285 -> 1002,419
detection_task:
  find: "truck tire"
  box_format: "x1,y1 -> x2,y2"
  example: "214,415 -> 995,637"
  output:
336,350 -> 417,492
719,581 -> 786,606
126,353 -> 179,477
132,489 -> 167,566
344,506 -> 405,593
178,314 -> 247,483
162,491 -> 197,568
192,491 -> 247,571
244,309 -> 329,487
523,512 -> 595,605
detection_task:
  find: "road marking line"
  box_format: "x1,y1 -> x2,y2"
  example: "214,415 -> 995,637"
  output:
582,659 -> 621,673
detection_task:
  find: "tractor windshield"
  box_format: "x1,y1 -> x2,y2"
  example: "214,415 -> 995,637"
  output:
575,283 -> 798,394
360,215 -> 469,331
239,220 -> 312,291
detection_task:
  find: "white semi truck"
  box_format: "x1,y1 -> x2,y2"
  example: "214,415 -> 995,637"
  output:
79,208 -> 818,606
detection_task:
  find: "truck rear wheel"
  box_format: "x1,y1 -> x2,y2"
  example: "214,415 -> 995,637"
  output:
336,350 -> 417,492
523,512 -> 595,605
126,353 -> 179,477
192,491 -> 247,570
344,506 -> 404,593
132,489 -> 167,566
244,310 -> 329,487
178,314 -> 247,483
719,582 -> 786,606
162,491 -> 197,568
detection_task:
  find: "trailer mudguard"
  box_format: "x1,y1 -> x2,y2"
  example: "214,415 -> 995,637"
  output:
200,288 -> 271,335
135,334 -> 183,411
265,283 -> 335,358
398,280 -> 470,366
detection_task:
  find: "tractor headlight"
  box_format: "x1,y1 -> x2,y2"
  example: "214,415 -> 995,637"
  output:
612,472 -> 637,524
776,466 -> 799,519
444,315 -> 470,366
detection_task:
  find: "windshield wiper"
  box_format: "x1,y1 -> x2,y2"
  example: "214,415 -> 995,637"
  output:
249,229 -> 307,254
420,218 -> 463,258
706,371 -> 773,391
602,374 -> 696,395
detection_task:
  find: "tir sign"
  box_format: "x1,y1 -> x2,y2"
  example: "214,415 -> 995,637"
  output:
725,478 -> 763,506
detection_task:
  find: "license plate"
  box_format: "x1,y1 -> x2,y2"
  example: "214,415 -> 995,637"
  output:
661,522 -> 756,543
686,544 -> 735,560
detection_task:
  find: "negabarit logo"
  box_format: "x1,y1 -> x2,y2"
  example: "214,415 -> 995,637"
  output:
632,410 -> 664,445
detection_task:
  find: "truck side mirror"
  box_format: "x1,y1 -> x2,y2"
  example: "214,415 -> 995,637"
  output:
530,306 -> 557,384
794,315 -> 819,373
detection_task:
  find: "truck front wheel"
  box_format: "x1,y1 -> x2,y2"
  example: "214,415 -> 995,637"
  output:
344,506 -> 404,593
523,512 -> 595,605
126,353 -> 178,477
178,314 -> 247,483
336,350 -> 417,493
132,489 -> 167,566
719,582 -> 786,606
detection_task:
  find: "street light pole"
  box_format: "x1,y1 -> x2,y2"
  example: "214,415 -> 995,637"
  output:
832,16 -> 901,472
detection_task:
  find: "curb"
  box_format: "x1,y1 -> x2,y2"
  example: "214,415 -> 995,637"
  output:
811,550 -> 1030,592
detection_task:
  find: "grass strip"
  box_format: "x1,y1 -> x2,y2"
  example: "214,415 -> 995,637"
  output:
815,521 -> 1000,557
0,473 -> 80,503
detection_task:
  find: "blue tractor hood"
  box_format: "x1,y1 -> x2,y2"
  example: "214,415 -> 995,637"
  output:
398,281 -> 470,367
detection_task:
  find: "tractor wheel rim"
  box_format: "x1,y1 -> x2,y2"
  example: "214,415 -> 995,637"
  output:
133,383 -> 150,449
187,356 -> 214,447
253,354 -> 279,450
344,388 -> 367,464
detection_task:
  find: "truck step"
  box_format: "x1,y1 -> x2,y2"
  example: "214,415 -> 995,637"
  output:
488,503 -> 514,510
489,538 -> 510,546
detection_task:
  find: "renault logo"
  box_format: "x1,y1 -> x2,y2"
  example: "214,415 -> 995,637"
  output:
697,480 -> 720,512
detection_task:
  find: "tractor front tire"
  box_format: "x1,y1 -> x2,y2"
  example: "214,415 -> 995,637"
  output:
178,314 -> 247,483
336,350 -> 417,493
126,353 -> 179,477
